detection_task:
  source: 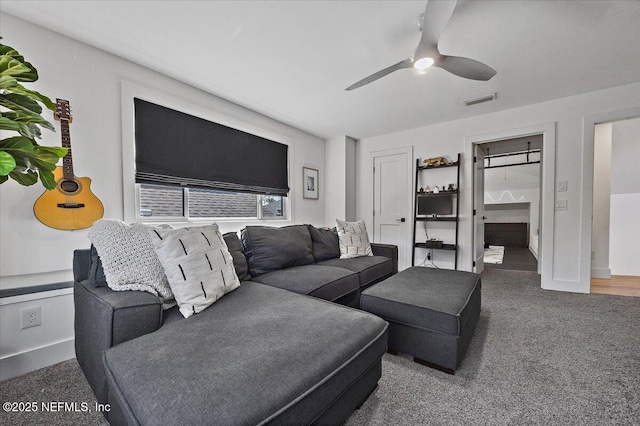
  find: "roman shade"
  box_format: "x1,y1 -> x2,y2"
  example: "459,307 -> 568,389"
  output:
134,98 -> 289,196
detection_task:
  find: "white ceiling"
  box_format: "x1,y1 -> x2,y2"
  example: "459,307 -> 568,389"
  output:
3,1 -> 640,139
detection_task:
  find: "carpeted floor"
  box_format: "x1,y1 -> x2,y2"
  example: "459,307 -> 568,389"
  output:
1,269 -> 638,425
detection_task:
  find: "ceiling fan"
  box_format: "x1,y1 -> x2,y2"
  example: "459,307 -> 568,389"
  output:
346,0 -> 496,91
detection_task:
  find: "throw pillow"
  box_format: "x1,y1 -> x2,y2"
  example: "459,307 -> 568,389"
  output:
88,219 -> 175,307
223,232 -> 251,281
241,225 -> 314,277
88,245 -> 107,287
150,224 -> 241,318
306,225 -> 340,262
336,219 -> 373,259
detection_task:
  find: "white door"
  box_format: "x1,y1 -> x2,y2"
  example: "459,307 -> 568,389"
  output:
373,150 -> 410,270
473,145 -> 486,273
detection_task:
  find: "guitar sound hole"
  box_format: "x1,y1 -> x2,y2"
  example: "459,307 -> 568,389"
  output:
60,180 -> 79,193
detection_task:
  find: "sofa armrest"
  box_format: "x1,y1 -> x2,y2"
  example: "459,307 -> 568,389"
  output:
74,279 -> 163,406
370,243 -> 398,274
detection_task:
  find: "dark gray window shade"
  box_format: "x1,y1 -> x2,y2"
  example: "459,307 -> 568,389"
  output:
134,98 -> 289,196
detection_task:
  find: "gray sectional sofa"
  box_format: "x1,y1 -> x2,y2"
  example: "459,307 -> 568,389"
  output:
74,224 -> 397,425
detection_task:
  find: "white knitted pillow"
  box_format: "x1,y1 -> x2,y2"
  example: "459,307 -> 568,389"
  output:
149,224 -> 241,318
88,219 -> 175,307
336,219 -> 373,259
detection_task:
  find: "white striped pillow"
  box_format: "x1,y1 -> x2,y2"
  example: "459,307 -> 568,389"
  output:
150,224 -> 240,318
336,219 -> 373,259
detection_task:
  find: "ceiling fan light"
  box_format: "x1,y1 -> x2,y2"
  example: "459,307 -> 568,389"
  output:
413,57 -> 434,70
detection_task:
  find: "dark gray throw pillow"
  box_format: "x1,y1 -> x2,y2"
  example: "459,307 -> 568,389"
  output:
306,225 -> 340,262
242,225 -> 314,277
89,244 -> 108,287
223,232 -> 251,281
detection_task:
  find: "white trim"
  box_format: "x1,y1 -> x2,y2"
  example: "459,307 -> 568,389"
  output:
0,270 -> 73,289
590,268 -> 611,279
370,146 -> 413,271
580,107 -> 640,292
120,80 -> 294,225
465,122 -> 555,289
0,288 -> 73,306
0,338 -> 75,381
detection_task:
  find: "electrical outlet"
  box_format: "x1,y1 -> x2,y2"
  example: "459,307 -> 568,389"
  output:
555,200 -> 567,210
558,181 -> 567,192
21,306 -> 41,329
427,252 -> 431,260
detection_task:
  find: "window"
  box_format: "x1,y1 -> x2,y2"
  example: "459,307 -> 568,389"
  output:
138,184 -> 285,220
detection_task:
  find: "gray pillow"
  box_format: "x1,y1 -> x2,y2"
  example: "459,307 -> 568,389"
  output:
223,232 -> 251,281
241,225 -> 314,277
150,224 -> 240,318
89,245 -> 107,287
306,225 -> 339,262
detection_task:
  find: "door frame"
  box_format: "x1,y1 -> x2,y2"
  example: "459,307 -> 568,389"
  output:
581,107 -> 640,292
370,146 -> 413,270
464,122 -> 555,288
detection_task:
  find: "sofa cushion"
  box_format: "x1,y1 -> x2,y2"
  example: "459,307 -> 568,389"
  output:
242,225 -> 314,276
250,265 -> 359,301
103,282 -> 388,426
150,224 -> 240,318
88,245 -> 108,287
317,256 -> 393,288
88,219 -> 175,307
307,225 -> 340,262
223,232 -> 251,281
336,219 -> 373,258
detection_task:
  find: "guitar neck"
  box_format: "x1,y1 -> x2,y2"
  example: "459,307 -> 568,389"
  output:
60,119 -> 74,179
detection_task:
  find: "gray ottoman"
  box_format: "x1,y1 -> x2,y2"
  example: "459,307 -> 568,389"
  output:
361,267 -> 481,374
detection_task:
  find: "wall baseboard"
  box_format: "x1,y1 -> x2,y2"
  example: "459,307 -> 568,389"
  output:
0,338 -> 75,381
591,268 -> 612,279
529,244 -> 538,260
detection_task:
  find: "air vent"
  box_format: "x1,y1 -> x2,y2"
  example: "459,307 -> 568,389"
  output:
463,93 -> 497,107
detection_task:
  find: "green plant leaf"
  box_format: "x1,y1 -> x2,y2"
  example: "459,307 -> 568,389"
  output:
10,85 -> 56,111
2,110 -> 55,131
0,174 -> 8,184
0,116 -> 24,133
37,145 -> 67,158
0,150 -> 17,175
0,92 -> 42,115
9,168 -> 38,186
0,75 -> 18,90
0,44 -> 38,82
0,136 -> 36,153
38,168 -> 57,189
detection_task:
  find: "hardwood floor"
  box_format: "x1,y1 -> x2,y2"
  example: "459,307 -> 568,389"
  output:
591,275 -> 640,297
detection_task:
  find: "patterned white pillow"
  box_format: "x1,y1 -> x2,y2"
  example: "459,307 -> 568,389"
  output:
88,219 -> 175,307
336,219 -> 373,259
149,224 -> 241,318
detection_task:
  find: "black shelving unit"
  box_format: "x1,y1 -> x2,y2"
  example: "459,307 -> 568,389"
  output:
412,153 -> 461,269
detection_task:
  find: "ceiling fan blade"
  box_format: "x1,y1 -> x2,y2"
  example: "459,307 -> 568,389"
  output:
415,0 -> 458,59
345,59 -> 413,91
435,55 -> 497,81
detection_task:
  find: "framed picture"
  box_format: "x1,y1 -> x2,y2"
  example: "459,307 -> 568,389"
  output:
303,167 -> 319,200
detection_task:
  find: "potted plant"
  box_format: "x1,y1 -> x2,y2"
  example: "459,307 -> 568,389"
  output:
0,38 -> 66,189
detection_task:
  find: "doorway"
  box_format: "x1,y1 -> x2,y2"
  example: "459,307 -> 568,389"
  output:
481,137 -> 541,273
590,117 -> 640,297
371,147 -> 413,271
466,122 -> 555,287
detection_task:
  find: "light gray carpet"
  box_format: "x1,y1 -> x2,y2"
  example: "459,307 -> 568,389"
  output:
347,269 -> 640,425
484,247 -> 538,271
1,269 -> 638,425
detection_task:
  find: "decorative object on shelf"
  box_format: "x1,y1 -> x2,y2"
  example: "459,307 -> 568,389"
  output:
303,167 -> 319,200
433,186 -> 440,194
0,38 -> 67,188
425,185 -> 431,193
418,187 -> 424,193
448,183 -> 456,191
422,156 -> 452,168
33,99 -> 104,230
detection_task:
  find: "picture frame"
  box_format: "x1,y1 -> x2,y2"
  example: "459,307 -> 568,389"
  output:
303,167 -> 319,200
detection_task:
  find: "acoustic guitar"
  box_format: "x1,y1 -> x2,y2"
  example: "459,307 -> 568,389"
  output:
33,99 -> 104,230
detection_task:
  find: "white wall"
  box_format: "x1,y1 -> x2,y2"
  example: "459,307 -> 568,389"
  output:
324,135 -> 356,225
591,123 -> 612,278
0,14 -> 326,378
609,118 -> 640,276
354,81 -> 640,293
